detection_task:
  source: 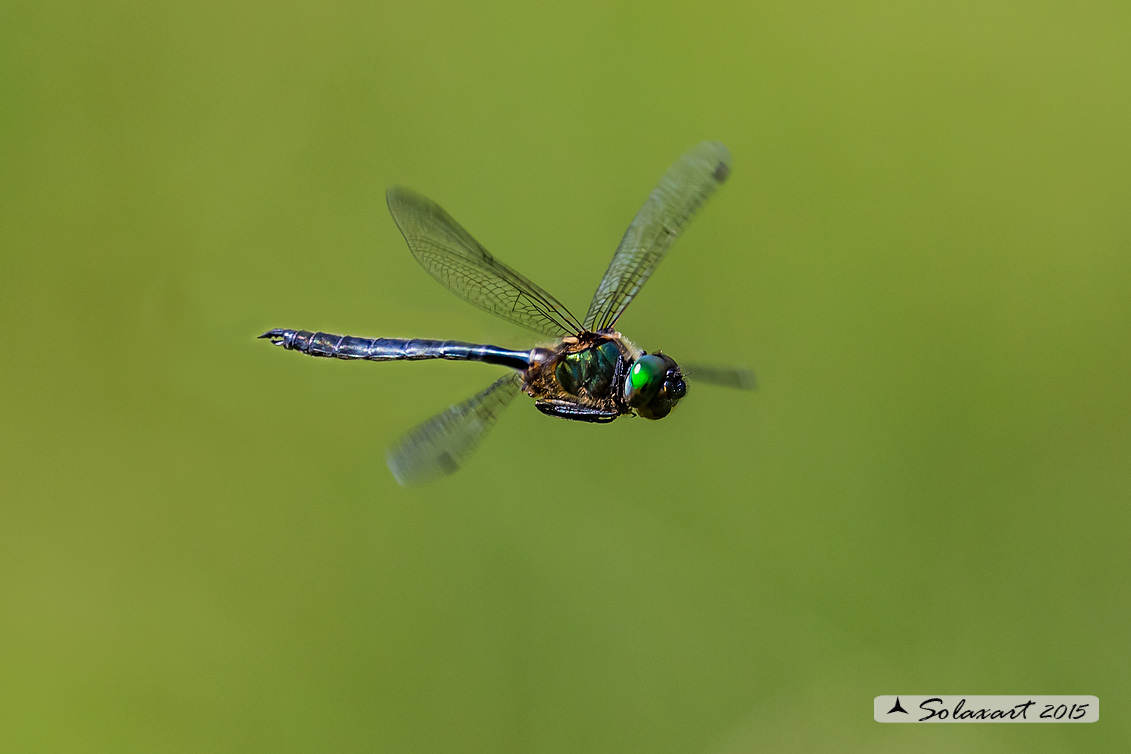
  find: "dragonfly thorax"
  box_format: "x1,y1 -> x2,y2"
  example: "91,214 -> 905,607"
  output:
526,332 -> 686,421
555,341 -> 621,398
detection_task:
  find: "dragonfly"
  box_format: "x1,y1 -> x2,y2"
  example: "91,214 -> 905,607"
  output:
261,141 -> 753,485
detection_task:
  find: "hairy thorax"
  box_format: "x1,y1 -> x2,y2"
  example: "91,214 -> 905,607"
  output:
523,331 -> 643,416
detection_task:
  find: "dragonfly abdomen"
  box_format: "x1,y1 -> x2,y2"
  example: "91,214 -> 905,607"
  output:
260,329 -> 533,370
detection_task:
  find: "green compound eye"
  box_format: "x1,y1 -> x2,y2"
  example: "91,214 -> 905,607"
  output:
624,355 -> 667,408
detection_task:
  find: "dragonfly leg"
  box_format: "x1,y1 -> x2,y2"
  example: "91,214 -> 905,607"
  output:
534,400 -> 621,423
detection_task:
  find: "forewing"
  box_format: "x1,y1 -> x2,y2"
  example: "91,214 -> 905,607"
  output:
584,142 -> 731,332
683,364 -> 757,390
385,372 -> 523,486
387,187 -> 583,337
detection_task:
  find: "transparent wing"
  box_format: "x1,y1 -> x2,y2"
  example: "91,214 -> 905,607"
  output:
584,141 -> 731,332
387,187 -> 583,337
683,364 -> 757,390
386,372 -> 523,486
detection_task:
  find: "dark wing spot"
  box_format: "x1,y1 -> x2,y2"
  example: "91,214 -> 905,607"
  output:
437,452 -> 459,476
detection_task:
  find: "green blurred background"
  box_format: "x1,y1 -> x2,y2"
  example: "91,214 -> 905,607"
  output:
2,0 -> 1129,751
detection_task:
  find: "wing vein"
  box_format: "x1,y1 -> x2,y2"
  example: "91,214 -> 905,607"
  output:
388,188 -> 583,337
584,142 -> 731,331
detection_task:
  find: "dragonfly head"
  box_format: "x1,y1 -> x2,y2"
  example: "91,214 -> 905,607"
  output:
624,353 -> 686,420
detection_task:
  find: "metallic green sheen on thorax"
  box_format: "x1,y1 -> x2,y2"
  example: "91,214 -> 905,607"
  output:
554,342 -> 621,397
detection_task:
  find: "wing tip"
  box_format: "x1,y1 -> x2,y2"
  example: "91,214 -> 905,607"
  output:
713,160 -> 731,184
697,141 -> 732,183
